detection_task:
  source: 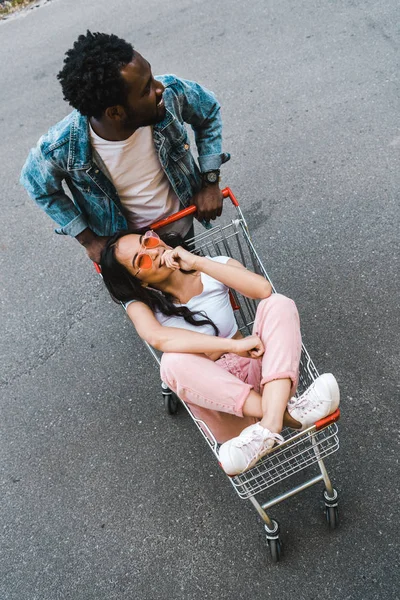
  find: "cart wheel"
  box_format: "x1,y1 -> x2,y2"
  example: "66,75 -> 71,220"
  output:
265,520 -> 281,563
325,505 -> 339,530
164,392 -> 179,415
323,488 -> 339,530
268,538 -> 282,563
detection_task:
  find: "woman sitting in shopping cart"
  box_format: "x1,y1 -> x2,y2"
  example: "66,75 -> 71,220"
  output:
100,230 -> 340,476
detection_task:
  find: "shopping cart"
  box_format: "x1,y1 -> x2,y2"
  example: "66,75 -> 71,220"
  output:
98,187 -> 341,563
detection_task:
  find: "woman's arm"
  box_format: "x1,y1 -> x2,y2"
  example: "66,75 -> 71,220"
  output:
127,301 -> 264,357
197,257 -> 272,300
162,248 -> 272,300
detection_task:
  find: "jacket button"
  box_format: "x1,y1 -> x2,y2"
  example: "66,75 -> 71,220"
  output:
184,144 -> 189,150
95,169 -> 99,173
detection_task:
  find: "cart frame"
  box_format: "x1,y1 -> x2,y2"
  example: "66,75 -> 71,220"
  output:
98,187 -> 341,562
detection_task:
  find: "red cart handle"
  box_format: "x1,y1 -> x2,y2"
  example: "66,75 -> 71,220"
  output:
93,187 -> 240,270
150,186 -> 239,230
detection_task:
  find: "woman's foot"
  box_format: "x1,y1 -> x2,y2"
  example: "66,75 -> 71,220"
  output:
287,373 -> 340,431
218,423 -> 284,476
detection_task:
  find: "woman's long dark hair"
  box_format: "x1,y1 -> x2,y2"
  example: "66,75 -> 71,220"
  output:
100,231 -> 219,335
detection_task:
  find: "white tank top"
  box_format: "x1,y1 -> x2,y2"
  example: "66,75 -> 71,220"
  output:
154,256 -> 237,338
126,256 -> 238,338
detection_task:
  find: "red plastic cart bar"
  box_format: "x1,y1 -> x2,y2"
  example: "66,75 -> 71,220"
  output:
92,187 -> 239,273
150,187 -> 239,230
314,408 -> 340,431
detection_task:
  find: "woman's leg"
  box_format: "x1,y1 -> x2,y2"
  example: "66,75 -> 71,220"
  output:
218,294 -> 302,475
160,352 -> 260,443
248,294 -> 302,432
259,378 -> 293,431
254,294 -> 340,432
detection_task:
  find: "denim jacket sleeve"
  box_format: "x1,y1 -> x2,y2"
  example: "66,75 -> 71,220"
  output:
20,144 -> 89,237
167,76 -> 230,172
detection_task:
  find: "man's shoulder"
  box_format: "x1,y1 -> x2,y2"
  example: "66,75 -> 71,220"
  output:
156,74 -> 207,115
156,74 -> 199,94
156,74 -> 180,88
38,110 -> 84,155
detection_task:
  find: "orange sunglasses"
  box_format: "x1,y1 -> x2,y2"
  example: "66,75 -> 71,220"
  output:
134,230 -> 162,274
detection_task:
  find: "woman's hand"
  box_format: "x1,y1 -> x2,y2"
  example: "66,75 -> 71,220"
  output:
232,335 -> 265,359
161,246 -> 199,271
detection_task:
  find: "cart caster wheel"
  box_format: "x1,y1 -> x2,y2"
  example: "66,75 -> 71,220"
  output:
325,505 -> 339,530
164,392 -> 179,415
323,488 -> 339,530
268,538 -> 282,563
265,520 -> 281,563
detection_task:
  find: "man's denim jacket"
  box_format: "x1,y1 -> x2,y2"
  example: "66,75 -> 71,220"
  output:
20,75 -> 230,237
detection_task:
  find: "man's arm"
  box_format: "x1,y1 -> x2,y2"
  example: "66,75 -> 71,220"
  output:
75,228 -> 110,263
20,146 -> 89,236
174,78 -> 230,221
175,78 -> 228,170
20,145 -> 110,261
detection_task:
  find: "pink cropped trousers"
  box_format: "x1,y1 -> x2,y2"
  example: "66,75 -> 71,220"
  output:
160,294 -> 302,443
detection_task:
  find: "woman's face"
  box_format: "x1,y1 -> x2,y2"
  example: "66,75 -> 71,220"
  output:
114,233 -> 172,286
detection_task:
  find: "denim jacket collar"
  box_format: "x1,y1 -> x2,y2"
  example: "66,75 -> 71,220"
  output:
67,109 -> 176,172
153,108 -> 175,132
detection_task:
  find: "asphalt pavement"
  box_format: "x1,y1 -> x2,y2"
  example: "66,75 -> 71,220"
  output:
1,0 -> 399,598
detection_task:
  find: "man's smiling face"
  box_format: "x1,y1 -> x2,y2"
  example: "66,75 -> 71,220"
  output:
119,52 -> 166,129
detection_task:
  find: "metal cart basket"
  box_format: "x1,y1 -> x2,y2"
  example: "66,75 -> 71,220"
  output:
108,187 -> 341,563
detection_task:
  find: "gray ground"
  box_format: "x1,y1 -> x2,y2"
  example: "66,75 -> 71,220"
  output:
1,0 -> 399,598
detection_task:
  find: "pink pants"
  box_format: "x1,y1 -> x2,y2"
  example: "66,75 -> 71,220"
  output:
160,294 -> 302,443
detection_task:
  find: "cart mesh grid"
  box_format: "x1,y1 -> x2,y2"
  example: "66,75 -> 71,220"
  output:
229,423 -> 339,499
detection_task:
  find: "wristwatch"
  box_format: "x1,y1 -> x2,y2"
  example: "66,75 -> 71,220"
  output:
202,169 -> 220,184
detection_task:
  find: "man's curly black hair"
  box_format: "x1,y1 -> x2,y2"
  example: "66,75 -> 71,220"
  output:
57,31 -> 135,118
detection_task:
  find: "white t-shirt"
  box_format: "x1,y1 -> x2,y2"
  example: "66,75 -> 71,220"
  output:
126,256 -> 237,339
90,125 -> 192,236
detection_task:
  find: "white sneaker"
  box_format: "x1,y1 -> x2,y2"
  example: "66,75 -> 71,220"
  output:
288,373 -> 340,431
218,423 -> 284,476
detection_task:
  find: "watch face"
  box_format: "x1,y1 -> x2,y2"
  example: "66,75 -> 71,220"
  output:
206,172 -> 218,183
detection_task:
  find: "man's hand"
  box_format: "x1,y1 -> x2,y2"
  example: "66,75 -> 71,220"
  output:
192,185 -> 223,222
75,228 -> 111,264
83,237 -> 111,263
